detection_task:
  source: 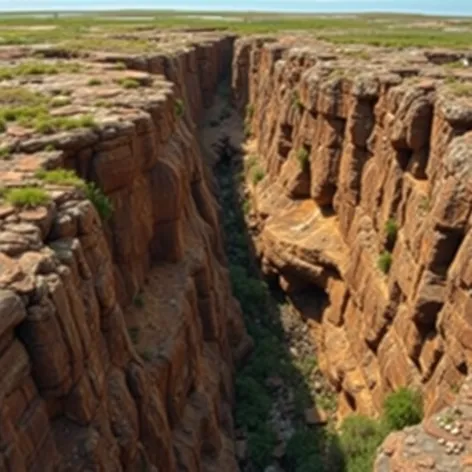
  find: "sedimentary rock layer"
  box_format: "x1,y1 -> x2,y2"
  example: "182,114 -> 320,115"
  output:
0,34 -> 251,471
233,37 -> 472,419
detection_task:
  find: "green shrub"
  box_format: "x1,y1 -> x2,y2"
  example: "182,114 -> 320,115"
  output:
0,87 -> 45,107
0,147 -> 10,160
0,118 -> 6,133
294,355 -> 317,379
247,425 -> 277,470
383,387 -> 423,431
339,415 -> 387,472
34,115 -> 96,134
112,61 -> 127,70
0,61 -> 59,80
230,265 -> 268,317
133,293 -> 145,308
87,78 -> 102,86
384,218 -> 398,242
251,166 -> 265,185
1,104 -> 48,126
297,147 -> 310,171
174,98 -> 184,118
62,115 -> 96,130
85,182 -> 113,221
285,428 -> 325,472
377,251 -> 392,274
5,187 -> 50,207
119,78 -> 140,89
35,168 -> 85,188
235,374 -> 272,430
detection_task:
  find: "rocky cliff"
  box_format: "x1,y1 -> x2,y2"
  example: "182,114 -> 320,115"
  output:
232,37 -> 472,422
0,33 -> 251,471
1,28 -> 472,472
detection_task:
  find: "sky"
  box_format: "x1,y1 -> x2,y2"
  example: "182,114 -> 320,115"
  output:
0,0 -> 471,16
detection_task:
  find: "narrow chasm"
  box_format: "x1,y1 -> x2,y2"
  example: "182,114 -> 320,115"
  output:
3,30 -> 472,472
201,80 -> 344,472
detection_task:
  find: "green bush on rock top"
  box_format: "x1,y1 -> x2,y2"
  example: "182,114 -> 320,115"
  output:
340,388 -> 424,472
4,186 -> 50,207
383,387 -> 423,431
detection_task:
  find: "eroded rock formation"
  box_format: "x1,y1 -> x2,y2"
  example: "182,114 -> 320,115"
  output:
1,28 -> 472,472
0,33 -> 251,471
232,37 -> 472,421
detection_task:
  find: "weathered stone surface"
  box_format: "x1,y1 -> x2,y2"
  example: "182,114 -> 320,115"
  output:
0,33 -> 249,472
375,376 -> 472,472
232,35 -> 472,426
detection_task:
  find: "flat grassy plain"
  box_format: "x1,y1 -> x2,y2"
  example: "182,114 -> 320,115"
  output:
0,11 -> 472,48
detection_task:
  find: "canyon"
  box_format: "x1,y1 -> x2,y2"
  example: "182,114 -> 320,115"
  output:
0,27 -> 471,471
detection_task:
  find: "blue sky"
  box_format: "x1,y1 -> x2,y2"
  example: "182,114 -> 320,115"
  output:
0,0 -> 471,16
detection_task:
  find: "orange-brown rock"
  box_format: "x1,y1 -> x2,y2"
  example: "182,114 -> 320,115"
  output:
233,36 -> 472,420
0,33 -> 250,471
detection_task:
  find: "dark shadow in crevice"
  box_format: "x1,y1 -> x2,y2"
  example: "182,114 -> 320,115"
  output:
209,81 -> 346,471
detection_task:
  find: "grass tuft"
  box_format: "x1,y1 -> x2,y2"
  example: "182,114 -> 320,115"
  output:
384,218 -> 398,243
4,186 -> 50,208
251,166 -> 265,185
377,251 -> 393,274
174,98 -> 184,118
35,168 -> 85,188
297,147 -> 310,171
87,78 -> 102,86
85,181 -> 113,221
118,78 -> 140,89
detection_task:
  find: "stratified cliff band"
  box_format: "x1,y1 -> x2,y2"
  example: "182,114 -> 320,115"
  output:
0,29 -> 472,472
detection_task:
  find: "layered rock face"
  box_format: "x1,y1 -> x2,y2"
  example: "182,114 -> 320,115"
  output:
0,34 -> 250,471
233,37 -> 472,421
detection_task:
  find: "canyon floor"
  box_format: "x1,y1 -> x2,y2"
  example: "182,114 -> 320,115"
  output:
0,11 -> 472,472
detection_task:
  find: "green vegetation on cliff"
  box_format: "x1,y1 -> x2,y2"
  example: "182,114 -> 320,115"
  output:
215,89 -> 424,470
1,12 -> 472,49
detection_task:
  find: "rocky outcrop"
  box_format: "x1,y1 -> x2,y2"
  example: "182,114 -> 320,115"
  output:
232,37 -> 472,420
375,375 -> 472,472
0,33 -> 250,471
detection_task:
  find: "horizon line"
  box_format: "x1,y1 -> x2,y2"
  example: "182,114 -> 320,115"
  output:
0,8 -> 471,18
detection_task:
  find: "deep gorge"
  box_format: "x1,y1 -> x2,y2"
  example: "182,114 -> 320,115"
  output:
0,31 -> 472,472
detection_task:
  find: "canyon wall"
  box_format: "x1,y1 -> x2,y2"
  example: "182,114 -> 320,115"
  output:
233,37 -> 472,419
0,34 -> 251,471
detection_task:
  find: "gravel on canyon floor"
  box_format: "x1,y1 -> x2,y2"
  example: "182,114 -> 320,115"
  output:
204,89 -> 339,472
